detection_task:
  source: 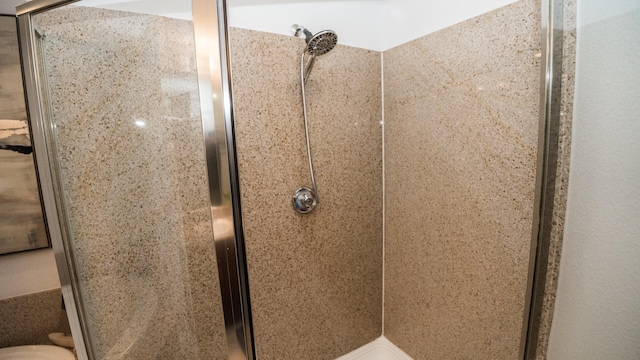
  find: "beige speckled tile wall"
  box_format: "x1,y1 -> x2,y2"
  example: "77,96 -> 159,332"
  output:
535,0 -> 576,357
229,28 -> 383,360
383,1 -> 541,358
0,289 -> 71,347
33,7 -> 227,360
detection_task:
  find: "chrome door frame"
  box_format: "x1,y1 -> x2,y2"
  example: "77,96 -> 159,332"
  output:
192,0 -> 255,359
520,0 -> 566,358
16,0 -> 255,359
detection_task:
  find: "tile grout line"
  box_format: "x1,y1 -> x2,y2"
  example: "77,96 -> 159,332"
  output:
380,51 -> 385,337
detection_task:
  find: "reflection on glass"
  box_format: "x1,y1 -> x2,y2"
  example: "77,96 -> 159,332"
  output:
32,1 -> 227,358
0,16 -> 49,255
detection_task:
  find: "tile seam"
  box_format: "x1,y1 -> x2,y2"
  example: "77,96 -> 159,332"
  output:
380,50 -> 385,337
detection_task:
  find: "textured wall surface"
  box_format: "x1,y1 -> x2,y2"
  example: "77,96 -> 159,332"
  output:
229,28 -> 383,360
383,0 -> 541,358
33,7 -> 227,360
0,289 -> 71,348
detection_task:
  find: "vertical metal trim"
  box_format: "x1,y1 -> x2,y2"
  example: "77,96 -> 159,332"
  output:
380,51 -> 386,337
521,0 -> 564,358
219,1 -> 256,356
17,9 -> 93,360
192,0 -> 255,359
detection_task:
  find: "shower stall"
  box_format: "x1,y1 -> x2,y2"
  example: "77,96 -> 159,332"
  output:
14,0 -> 578,359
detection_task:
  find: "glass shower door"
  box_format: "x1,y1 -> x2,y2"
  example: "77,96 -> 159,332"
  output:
19,1 -> 234,359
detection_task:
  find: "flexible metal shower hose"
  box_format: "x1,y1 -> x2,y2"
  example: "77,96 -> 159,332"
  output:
300,50 -> 319,203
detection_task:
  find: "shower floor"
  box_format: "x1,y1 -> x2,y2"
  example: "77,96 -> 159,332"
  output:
336,336 -> 413,360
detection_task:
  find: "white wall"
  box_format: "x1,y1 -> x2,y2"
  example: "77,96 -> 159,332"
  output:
74,0 -> 519,51
381,0 -> 516,50
547,0 -> 640,359
77,0 -> 386,49
229,0 -> 518,50
228,1 -> 385,51
0,248 -> 60,299
0,0 -> 26,15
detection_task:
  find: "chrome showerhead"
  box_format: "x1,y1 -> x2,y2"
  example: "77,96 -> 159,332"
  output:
291,25 -> 338,83
306,30 -> 338,56
291,25 -> 338,56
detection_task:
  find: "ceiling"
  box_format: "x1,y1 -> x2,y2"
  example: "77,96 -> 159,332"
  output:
0,0 -> 25,15
0,0 -> 519,51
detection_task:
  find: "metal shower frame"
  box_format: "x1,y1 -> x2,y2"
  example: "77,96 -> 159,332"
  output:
521,0 -> 567,357
15,0 -> 563,358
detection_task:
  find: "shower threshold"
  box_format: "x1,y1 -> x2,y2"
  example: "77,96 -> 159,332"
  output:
336,336 -> 413,360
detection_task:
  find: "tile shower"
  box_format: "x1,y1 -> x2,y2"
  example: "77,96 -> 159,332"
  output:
23,0 -> 547,358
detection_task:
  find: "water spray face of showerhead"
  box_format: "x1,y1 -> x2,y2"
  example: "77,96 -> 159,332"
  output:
307,30 -> 338,56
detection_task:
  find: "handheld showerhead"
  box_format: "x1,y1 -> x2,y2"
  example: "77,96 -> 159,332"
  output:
290,25 -> 338,214
291,25 -> 338,56
306,30 -> 338,56
290,25 -> 338,83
